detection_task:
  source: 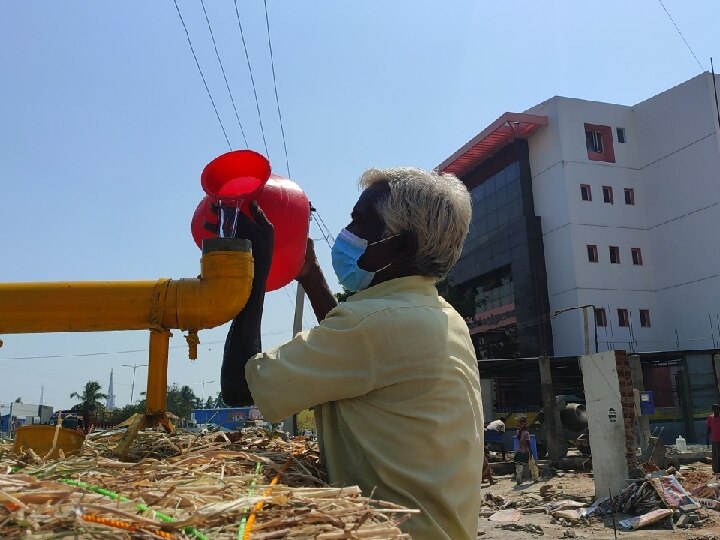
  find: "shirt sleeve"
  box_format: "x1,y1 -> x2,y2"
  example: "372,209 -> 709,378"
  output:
245,304 -> 378,422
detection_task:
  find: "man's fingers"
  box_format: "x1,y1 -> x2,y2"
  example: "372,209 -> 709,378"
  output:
249,201 -> 273,230
203,221 -> 219,234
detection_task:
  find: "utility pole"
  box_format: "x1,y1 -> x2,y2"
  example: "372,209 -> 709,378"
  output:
282,284 -> 305,436
193,380 -> 215,407
552,304 -> 598,355
539,356 -> 567,462
122,363 -> 147,404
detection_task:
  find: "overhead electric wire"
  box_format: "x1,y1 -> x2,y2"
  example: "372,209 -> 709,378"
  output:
173,0 -> 232,150
199,0 -> 248,148
656,0 -> 704,71
0,330 -> 292,362
233,0 -> 270,157
262,0 -> 291,177
262,1 -> 341,249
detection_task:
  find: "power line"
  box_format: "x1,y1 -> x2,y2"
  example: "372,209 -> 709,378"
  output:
233,0 -> 270,158
199,0 -> 248,148
263,0 -> 291,177
0,330 -> 293,361
172,0 -> 232,151
311,213 -> 334,248
656,0 -> 703,71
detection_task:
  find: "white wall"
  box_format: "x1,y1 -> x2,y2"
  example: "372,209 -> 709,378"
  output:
580,351 -> 629,499
528,74 -> 720,355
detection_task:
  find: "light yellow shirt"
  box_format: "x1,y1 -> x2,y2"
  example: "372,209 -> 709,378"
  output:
246,276 -> 484,540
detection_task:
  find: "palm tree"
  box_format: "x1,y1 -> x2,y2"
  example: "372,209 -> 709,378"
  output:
166,384 -> 199,425
70,381 -> 107,433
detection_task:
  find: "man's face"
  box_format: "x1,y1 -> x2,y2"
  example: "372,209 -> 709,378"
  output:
345,182 -> 397,273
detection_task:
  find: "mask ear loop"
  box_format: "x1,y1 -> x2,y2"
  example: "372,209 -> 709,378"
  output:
367,232 -> 402,275
368,231 -> 402,246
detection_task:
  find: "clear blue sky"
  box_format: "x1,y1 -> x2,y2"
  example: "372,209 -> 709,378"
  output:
1,1 -> 718,410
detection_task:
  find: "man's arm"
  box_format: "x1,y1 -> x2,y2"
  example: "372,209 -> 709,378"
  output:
296,239 -> 337,322
708,422 -> 712,447
221,202 -> 274,407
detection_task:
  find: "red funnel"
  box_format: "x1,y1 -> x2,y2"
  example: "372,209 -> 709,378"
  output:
201,149 -> 271,201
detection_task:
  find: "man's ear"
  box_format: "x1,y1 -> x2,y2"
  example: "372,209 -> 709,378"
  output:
396,230 -> 418,264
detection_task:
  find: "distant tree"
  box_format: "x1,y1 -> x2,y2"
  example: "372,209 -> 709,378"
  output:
204,396 -> 214,409
166,384 -> 198,424
70,381 -> 108,433
113,401 -> 144,423
213,391 -> 227,409
334,288 -> 353,303
14,397 -> 22,403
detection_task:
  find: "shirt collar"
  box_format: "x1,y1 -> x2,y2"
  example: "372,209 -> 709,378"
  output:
345,275 -> 438,302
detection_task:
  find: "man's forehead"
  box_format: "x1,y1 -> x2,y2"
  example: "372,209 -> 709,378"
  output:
352,182 -> 389,214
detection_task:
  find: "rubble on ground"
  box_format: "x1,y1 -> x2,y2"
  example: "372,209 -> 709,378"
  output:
497,522 -> 545,535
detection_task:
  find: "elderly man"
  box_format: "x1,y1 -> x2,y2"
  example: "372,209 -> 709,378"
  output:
221,167 -> 484,540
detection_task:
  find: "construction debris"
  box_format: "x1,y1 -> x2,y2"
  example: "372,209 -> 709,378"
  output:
497,522 -> 545,535
488,509 -> 522,522
0,429 -> 415,538
618,508 -> 674,530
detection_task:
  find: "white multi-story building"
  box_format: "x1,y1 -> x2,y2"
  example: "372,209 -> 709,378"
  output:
440,72 -> 720,358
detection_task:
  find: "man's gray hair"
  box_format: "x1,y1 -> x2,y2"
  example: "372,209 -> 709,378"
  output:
359,167 -> 471,279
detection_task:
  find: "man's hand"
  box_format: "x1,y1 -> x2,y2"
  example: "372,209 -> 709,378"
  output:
233,201 -> 274,281
204,200 -> 274,279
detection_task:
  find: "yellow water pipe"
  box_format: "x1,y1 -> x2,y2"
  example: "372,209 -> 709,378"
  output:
0,238 -> 253,334
0,238 -> 253,425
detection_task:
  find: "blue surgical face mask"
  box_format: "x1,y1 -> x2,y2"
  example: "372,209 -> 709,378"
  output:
331,228 -> 400,292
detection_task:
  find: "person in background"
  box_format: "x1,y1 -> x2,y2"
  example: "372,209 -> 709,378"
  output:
221,167 -> 484,540
514,416 -> 533,485
486,416 -> 507,460
482,445 -> 496,485
487,417 -> 506,433
707,403 -> 720,473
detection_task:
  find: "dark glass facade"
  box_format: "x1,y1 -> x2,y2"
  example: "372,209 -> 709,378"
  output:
448,140 -> 553,358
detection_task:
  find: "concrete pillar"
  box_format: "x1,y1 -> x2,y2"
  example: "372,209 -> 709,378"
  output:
539,356 -> 566,462
580,351 -> 629,499
629,355 -> 651,455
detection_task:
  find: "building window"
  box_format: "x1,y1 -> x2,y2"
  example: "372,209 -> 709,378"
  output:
640,309 -> 651,327
618,308 -> 630,327
587,245 -> 599,263
580,184 -> 592,201
609,246 -> 620,264
602,186 -> 614,204
624,188 -> 635,205
586,130 -> 604,153
616,127 -> 626,143
631,248 -> 643,266
584,123 -> 616,163
594,308 -> 607,327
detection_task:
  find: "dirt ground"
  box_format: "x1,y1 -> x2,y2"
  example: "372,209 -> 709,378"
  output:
476,462 -> 720,540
